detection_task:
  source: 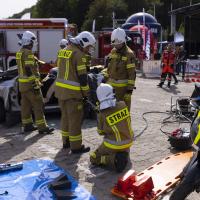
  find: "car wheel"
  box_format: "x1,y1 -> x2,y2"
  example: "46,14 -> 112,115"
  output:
0,99 -> 5,123
5,111 -> 20,127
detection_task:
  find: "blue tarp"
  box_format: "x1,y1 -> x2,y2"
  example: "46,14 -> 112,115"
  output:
0,159 -> 95,200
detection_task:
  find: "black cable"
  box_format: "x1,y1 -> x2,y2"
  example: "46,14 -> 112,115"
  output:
134,111 -> 170,139
134,107 -> 193,140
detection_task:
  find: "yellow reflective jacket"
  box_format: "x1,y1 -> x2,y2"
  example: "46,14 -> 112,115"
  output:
55,44 -> 89,100
107,45 -> 136,91
16,48 -> 40,92
97,101 -> 133,150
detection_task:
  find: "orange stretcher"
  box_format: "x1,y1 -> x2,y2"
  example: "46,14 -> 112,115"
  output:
111,151 -> 193,200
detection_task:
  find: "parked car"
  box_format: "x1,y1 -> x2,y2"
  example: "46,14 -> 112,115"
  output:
0,67 -> 58,126
0,66 -> 103,126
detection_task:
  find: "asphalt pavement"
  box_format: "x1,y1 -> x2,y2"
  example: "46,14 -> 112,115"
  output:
0,75 -> 199,200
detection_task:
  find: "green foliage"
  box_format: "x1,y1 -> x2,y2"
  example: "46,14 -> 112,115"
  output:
178,23 -> 184,34
33,0 -> 93,30
9,0 -> 200,34
10,7 -> 34,19
82,0 -> 127,31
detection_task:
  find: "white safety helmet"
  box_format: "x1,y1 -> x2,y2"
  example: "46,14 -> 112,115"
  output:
111,28 -> 126,45
59,39 -> 68,47
21,31 -> 37,46
96,83 -> 116,110
75,31 -> 96,48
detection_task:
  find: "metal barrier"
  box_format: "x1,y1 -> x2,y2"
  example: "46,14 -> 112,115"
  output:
185,59 -> 200,82
142,60 -> 161,78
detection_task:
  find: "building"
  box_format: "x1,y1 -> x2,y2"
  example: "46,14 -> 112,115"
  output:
169,3 -> 200,58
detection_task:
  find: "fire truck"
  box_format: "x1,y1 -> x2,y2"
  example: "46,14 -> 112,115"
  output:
0,18 -> 78,73
0,18 -> 78,126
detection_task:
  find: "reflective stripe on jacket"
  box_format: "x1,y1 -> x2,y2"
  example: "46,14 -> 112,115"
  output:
97,101 -> 133,150
107,45 -> 136,91
55,44 -> 90,100
191,111 -> 200,147
16,48 -> 39,92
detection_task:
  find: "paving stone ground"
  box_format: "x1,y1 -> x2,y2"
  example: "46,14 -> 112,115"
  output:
0,74 -> 200,200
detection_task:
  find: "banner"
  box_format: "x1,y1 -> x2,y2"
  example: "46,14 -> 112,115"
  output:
145,30 -> 151,60
186,59 -> 200,73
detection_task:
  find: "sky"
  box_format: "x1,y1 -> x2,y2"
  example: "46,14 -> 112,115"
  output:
0,0 -> 38,19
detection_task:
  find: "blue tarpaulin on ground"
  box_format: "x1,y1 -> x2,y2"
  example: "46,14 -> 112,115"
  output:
0,159 -> 95,200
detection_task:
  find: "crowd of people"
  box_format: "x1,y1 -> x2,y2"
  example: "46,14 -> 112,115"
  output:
15,27 -> 200,199
157,43 -> 187,88
16,27 -> 136,173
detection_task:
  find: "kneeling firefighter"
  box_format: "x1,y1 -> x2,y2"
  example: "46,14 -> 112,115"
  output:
55,31 -> 96,153
16,31 -> 54,134
170,84 -> 200,200
107,28 -> 136,111
90,83 -> 134,172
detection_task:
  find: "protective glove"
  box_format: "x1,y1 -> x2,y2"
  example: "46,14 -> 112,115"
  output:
32,79 -> 42,90
82,96 -> 88,104
124,93 -> 132,102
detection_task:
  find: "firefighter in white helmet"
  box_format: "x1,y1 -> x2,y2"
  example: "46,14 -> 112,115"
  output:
107,28 -> 136,111
56,39 -> 69,66
16,31 -> 54,134
55,31 -> 96,153
90,83 -> 134,172
59,39 -> 68,49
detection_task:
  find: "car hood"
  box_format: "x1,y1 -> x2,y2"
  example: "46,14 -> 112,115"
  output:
0,77 -> 17,109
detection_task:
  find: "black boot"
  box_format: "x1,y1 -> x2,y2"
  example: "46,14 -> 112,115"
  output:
39,127 -> 54,134
71,145 -> 90,154
167,82 -> 171,88
174,80 -> 178,85
114,152 -> 128,173
157,82 -> 163,88
63,140 -> 70,149
22,124 -> 37,133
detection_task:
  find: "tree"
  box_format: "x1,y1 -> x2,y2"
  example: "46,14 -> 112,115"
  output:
9,0 -> 200,35
82,0 -> 127,31
35,0 -> 69,18
34,0 -> 93,30
10,6 -> 36,19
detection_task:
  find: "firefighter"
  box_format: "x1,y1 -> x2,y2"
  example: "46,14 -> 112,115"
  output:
55,31 -> 96,153
16,31 -> 54,134
157,43 -> 178,88
59,39 -> 68,49
169,85 -> 200,200
107,28 -> 136,111
56,39 -> 69,66
90,83 -> 133,172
